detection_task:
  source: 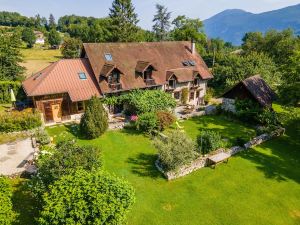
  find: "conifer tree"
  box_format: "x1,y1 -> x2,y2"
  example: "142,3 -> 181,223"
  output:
48,13 -> 56,29
152,4 -> 171,41
80,96 -> 108,139
109,0 -> 139,42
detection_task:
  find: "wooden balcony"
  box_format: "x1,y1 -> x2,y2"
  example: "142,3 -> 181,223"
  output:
109,83 -> 122,91
145,79 -> 156,86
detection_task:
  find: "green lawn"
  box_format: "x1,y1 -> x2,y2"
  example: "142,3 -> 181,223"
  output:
43,114 -> 300,225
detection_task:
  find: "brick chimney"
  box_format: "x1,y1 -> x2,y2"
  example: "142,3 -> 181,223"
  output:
191,39 -> 196,54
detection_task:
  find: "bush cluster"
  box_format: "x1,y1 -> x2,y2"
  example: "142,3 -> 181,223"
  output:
197,130 -> 224,155
0,176 -> 15,225
0,109 -> 42,132
153,131 -> 198,171
35,128 -> 51,145
38,170 -> 135,225
136,111 -> 176,134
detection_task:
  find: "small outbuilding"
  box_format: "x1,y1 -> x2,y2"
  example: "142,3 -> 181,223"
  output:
222,75 -> 276,111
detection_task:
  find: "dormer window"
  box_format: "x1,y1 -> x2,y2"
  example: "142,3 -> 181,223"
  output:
108,70 -> 120,84
144,67 -> 153,80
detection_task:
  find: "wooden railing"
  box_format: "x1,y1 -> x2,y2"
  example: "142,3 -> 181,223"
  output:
109,83 -> 122,91
145,79 -> 156,86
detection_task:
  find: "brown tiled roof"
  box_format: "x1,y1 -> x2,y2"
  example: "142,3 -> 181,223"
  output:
167,68 -> 201,83
22,59 -> 101,102
222,75 -> 276,107
135,61 -> 156,73
100,63 -> 116,77
83,41 -> 212,94
242,75 -> 276,107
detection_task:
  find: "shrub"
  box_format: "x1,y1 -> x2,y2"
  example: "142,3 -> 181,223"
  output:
0,109 -> 42,132
156,111 -> 176,131
121,89 -> 176,115
278,82 -> 300,106
35,128 -> 51,145
38,170 -> 135,225
153,131 -> 198,171
136,112 -> 158,133
181,88 -> 189,105
29,140 -> 102,203
61,37 -> 82,59
256,109 -> 280,126
80,96 -> 108,139
197,130 -> 224,155
204,87 -> 214,104
0,176 -> 14,225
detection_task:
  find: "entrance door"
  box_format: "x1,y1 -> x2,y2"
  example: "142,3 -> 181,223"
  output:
51,104 -> 61,122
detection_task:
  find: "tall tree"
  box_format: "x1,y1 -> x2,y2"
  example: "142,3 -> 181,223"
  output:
22,27 -> 36,48
47,28 -> 61,47
61,37 -> 82,58
152,4 -> 171,41
109,0 -> 139,42
48,13 -> 56,29
0,28 -> 25,81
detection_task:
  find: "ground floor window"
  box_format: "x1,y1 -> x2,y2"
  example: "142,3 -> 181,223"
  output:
77,101 -> 84,112
174,91 -> 180,100
196,90 -> 200,98
189,91 -> 194,100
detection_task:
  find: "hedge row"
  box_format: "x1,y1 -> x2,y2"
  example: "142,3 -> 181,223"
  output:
0,108 -> 42,132
0,81 -> 23,104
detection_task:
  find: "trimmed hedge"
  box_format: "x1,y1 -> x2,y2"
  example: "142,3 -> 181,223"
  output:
0,108 -> 42,132
0,81 -> 22,104
0,176 -> 15,225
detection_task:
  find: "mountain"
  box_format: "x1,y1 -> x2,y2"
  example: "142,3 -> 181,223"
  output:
204,4 -> 300,45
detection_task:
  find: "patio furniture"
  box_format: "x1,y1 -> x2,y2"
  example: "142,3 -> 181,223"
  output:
208,152 -> 231,169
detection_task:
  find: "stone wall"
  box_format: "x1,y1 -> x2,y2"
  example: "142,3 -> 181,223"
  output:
156,127 -> 285,180
221,98 -> 236,113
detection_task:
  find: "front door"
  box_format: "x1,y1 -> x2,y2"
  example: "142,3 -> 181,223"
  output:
51,104 -> 61,122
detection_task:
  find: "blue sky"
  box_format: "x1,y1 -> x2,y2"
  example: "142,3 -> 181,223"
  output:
1,0 -> 300,29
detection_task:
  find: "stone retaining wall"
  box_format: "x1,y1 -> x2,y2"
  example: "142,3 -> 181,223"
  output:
156,127 -> 285,180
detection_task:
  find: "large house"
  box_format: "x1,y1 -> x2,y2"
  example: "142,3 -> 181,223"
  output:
22,41 -> 213,123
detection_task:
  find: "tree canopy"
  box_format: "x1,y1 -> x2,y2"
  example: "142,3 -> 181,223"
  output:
109,0 -> 140,42
152,4 -> 171,41
61,37 -> 82,58
21,27 -> 36,48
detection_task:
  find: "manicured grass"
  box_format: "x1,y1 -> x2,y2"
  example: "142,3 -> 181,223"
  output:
0,103 -> 11,113
179,115 -> 256,146
44,114 -> 300,225
20,48 -> 61,77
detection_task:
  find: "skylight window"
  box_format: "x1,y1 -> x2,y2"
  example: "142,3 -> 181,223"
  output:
104,53 -> 113,61
182,60 -> 196,66
78,72 -> 87,80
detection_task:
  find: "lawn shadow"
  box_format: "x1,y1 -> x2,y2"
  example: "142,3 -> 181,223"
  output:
63,123 -> 87,140
239,135 -> 300,184
126,153 -> 163,179
11,181 -> 39,225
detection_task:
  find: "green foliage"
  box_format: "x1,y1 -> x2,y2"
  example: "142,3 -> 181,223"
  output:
154,131 -> 198,171
29,140 -> 102,203
109,0 -> 139,42
282,50 -> 300,83
235,99 -> 279,126
47,28 -> 61,47
211,51 -> 281,91
0,109 -> 42,132
38,169 -> 135,225
35,128 -> 51,145
21,27 -> 36,48
0,81 -> 22,103
136,112 -> 158,134
58,15 -> 112,42
0,176 -> 14,225
0,11 -> 36,27
181,88 -> 189,105
48,14 -> 56,30
122,90 -> 176,115
171,15 -> 206,44
156,111 -> 176,131
204,87 -> 214,103
61,37 -> 82,58
197,130 -> 224,155
152,4 -> 171,41
278,82 -> 300,106
80,96 -> 108,139
0,28 -> 25,81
